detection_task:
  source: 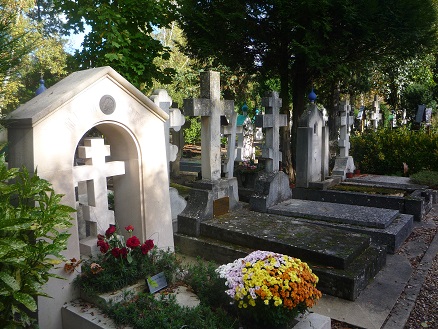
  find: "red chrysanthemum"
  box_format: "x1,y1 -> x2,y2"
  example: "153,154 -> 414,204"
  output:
141,239 -> 154,255
125,225 -> 134,232
105,224 -> 117,238
97,240 -> 110,253
120,247 -> 128,258
111,247 -> 121,258
126,236 -> 141,248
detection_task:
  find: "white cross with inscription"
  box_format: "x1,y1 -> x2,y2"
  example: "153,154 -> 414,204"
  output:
255,92 -> 287,172
183,71 -> 234,180
370,95 -> 382,131
337,100 -> 354,157
73,137 -> 125,236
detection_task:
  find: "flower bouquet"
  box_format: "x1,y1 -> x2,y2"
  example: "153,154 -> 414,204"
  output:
74,224 -> 170,295
216,250 -> 322,328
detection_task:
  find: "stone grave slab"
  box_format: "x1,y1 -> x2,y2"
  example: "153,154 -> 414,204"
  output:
269,199 -> 399,229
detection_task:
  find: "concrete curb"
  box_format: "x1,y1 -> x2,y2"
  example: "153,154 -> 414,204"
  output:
382,227 -> 438,329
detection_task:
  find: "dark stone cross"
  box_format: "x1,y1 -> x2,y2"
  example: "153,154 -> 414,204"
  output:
184,71 -> 234,180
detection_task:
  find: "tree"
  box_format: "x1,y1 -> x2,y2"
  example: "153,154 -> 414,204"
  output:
54,0 -> 177,90
178,0 -> 438,178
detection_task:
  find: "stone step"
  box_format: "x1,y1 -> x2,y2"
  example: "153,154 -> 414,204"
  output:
269,199 -> 399,229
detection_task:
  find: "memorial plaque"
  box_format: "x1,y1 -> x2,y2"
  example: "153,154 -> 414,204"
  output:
147,272 -> 168,293
99,95 -> 116,115
213,197 -> 229,217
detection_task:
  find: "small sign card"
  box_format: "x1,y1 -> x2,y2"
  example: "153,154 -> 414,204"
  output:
147,272 -> 168,294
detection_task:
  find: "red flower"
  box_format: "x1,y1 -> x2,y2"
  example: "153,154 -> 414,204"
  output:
141,239 -> 154,254
126,236 -> 140,248
105,224 -> 117,238
111,247 -> 121,258
120,247 -> 128,258
125,225 -> 134,232
97,240 -> 110,253
97,234 -> 105,241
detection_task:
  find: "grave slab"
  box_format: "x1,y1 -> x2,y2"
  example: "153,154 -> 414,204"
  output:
269,199 -> 399,229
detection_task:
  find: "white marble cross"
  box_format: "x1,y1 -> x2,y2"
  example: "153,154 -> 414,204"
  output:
73,137 -> 125,236
255,92 -> 287,172
370,95 -> 382,131
221,110 -> 237,178
337,100 -> 354,157
184,71 -> 234,180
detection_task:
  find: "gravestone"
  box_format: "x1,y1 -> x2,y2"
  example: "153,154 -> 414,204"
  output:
178,71 -> 239,236
150,89 -> 187,228
332,100 -> 355,179
6,66 -> 174,329
221,110 -> 237,178
249,91 -> 292,212
295,92 -> 330,188
370,95 -> 382,130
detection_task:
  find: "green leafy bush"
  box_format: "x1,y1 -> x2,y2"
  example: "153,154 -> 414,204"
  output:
410,170 -> 438,188
184,117 -> 201,145
350,126 -> 438,175
0,155 -> 75,327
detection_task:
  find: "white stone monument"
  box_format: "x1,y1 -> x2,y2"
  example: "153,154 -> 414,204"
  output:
221,110 -> 237,178
178,71 -> 239,236
249,91 -> 292,212
370,95 -> 382,130
235,112 -> 255,162
150,89 -> 187,228
6,66 -> 174,329
295,91 -> 330,188
332,100 -> 355,179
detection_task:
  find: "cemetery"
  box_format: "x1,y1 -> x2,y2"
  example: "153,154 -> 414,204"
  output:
1,48 -> 438,329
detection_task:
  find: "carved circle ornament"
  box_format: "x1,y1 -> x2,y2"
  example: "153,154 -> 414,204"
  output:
99,95 -> 116,115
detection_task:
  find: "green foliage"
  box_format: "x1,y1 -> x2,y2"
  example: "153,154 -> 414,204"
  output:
0,155 -> 74,327
410,170 -> 438,188
184,117 -> 201,145
401,83 -> 436,120
350,127 -> 438,176
75,247 -> 179,296
106,293 -> 236,329
183,259 -> 229,308
55,0 -> 176,90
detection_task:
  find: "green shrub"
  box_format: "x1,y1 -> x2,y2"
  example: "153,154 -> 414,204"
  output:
410,170 -> 438,188
184,116 -> 201,145
350,126 -> 438,175
0,155 -> 75,327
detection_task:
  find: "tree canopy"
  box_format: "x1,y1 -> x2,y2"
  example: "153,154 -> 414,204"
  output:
54,0 -> 177,90
178,0 -> 438,174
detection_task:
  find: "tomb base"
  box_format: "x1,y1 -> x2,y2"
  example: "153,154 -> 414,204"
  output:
79,236 -> 99,256
177,178 -> 239,236
249,171 -> 292,213
332,156 -> 355,180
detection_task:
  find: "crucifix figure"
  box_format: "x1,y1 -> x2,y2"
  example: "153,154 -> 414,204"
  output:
255,91 -> 287,172
184,71 -> 234,180
73,137 -> 125,237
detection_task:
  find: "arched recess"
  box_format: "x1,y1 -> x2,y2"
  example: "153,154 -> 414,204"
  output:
73,121 -> 143,252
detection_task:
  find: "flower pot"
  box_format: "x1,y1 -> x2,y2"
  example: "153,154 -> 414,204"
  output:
346,172 -> 354,178
354,169 -> 361,175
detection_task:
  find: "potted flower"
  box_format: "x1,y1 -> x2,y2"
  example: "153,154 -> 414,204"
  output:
216,250 -> 322,328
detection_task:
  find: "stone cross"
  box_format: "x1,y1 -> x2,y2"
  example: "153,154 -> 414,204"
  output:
150,89 -> 185,164
183,71 -> 234,180
370,95 -> 382,130
73,137 -> 125,236
221,111 -> 237,178
337,100 -> 354,157
255,91 -> 287,172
